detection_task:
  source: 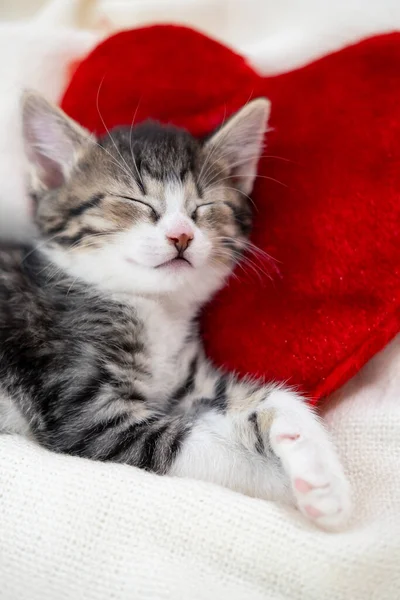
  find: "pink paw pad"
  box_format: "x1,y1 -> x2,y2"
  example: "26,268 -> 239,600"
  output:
295,478 -> 314,493
305,505 -> 324,518
276,433 -> 300,443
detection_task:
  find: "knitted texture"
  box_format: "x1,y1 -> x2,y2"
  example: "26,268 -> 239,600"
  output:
1,334 -> 400,599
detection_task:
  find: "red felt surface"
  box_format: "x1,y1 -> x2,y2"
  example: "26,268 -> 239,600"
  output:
61,26 -> 400,403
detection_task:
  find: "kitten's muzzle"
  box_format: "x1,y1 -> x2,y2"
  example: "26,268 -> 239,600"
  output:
167,233 -> 193,254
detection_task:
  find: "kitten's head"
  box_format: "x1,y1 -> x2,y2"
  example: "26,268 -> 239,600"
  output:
22,92 -> 270,304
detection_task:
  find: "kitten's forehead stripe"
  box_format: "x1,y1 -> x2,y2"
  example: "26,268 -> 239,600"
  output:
99,122 -> 200,184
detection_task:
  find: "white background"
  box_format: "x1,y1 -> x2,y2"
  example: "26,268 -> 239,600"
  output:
2,0 -> 400,73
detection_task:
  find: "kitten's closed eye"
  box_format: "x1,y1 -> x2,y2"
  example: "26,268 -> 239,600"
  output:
112,195 -> 160,220
191,202 -> 216,221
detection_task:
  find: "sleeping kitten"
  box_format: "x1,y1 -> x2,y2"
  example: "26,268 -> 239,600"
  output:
0,92 -> 350,530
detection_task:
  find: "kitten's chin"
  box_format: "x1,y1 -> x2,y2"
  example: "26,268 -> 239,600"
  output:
121,257 -> 230,304
46,246 -> 230,304
127,256 -> 193,272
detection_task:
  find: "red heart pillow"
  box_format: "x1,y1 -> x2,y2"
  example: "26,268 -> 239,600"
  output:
61,27 -> 400,404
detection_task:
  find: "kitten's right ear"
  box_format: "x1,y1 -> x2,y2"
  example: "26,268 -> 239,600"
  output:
21,90 -> 94,190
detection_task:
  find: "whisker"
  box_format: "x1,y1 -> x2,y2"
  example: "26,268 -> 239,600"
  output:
218,235 -> 278,263
35,262 -> 63,281
261,154 -> 294,163
129,98 -> 144,189
200,126 -> 273,189
197,104 -> 227,187
214,235 -> 281,279
242,240 -> 280,263
206,184 -> 258,211
251,174 -> 288,188
64,231 -> 118,252
66,277 -> 79,296
240,255 -> 271,279
91,138 -> 133,181
21,231 -> 71,261
204,160 -> 287,191
95,78 -> 134,180
34,232 -> 120,286
213,249 -> 269,282
198,105 -> 246,189
208,259 -> 240,282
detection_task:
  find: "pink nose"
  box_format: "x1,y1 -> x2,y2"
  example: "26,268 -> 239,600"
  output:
167,232 -> 193,253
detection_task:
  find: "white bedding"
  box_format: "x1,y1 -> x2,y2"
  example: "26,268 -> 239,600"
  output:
0,1 -> 399,598
1,335 -> 399,599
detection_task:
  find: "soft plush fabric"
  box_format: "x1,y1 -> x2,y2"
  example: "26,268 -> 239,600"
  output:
1,333 -> 400,600
61,27 -> 400,402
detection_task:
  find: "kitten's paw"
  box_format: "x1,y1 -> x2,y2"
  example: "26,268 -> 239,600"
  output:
269,414 -> 351,531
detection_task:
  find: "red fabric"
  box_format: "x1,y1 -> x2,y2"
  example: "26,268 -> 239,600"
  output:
61,26 -> 400,404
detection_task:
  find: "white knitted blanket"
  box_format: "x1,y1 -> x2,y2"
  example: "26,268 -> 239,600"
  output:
1,334 -> 400,599
1,1 -> 400,598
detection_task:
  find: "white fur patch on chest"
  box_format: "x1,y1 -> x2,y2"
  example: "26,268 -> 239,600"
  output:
134,298 -> 195,400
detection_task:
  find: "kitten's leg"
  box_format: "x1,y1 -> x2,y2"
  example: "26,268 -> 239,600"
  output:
258,387 -> 351,530
43,368 -> 350,530
170,378 -> 351,531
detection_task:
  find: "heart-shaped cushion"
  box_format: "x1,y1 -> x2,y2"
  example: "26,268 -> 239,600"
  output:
61,26 -> 400,404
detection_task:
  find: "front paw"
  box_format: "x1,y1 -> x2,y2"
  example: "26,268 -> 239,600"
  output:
270,413 -> 351,531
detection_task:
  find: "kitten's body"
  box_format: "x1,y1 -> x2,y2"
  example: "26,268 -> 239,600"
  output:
0,93 -> 351,529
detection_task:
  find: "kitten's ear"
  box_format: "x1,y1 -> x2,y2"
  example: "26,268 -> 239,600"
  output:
204,98 -> 271,194
21,90 -> 94,190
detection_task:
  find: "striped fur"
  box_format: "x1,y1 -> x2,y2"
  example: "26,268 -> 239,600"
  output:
0,93 -> 351,530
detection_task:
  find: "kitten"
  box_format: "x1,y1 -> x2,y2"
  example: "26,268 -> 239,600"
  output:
0,92 -> 350,530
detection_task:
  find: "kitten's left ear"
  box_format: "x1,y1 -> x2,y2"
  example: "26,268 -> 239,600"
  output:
21,90 -> 94,190
204,98 -> 271,195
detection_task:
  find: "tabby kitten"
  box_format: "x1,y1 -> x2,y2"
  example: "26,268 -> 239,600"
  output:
0,92 -> 350,530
